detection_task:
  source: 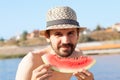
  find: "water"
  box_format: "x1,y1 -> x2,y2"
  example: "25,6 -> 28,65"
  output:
0,58 -> 21,80
0,54 -> 120,80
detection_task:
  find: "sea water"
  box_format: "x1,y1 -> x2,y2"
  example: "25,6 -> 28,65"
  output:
0,54 -> 120,80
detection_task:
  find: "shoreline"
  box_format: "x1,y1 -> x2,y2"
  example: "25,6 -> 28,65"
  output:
0,45 -> 46,59
1,41 -> 120,59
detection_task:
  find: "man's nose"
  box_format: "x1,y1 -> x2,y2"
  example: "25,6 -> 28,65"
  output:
61,35 -> 70,43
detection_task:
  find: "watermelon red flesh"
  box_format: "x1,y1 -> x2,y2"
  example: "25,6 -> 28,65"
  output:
41,54 -> 96,73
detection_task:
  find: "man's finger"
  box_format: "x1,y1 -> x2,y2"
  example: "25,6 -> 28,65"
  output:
35,64 -> 51,72
82,69 -> 92,76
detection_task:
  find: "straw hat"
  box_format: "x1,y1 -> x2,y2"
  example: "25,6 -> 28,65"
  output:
39,6 -> 86,37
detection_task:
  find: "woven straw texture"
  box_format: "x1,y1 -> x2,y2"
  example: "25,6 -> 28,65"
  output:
46,6 -> 77,21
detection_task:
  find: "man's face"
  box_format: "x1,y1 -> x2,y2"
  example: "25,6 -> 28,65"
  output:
48,28 -> 79,57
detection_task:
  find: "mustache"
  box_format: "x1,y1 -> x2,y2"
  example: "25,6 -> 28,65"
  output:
58,43 -> 74,48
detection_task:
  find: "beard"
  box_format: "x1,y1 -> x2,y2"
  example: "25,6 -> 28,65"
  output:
50,42 -> 76,57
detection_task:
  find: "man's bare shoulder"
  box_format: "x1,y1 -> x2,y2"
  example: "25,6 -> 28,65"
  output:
19,46 -> 51,67
16,46 -> 51,80
30,46 -> 50,56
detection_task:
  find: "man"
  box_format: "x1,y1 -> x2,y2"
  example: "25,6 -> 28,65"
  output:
16,6 -> 94,80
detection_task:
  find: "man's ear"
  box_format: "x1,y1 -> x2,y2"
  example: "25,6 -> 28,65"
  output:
44,30 -> 50,43
45,31 -> 50,43
44,30 -> 50,38
77,29 -> 80,42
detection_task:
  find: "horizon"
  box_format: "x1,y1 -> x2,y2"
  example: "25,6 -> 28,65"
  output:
0,0 -> 120,39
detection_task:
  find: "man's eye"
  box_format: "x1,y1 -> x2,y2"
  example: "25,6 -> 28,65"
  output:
68,31 -> 74,35
55,33 -> 62,36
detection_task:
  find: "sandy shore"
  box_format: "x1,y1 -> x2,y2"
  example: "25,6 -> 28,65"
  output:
77,41 -> 120,55
0,45 -> 46,56
1,40 -> 120,56
0,46 -> 120,56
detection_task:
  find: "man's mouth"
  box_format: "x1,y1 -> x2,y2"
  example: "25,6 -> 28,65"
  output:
58,43 -> 73,50
60,46 -> 71,50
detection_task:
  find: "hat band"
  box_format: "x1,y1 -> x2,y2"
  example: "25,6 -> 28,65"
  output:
47,19 -> 79,27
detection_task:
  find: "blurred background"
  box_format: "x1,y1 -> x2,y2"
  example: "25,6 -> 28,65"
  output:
0,0 -> 120,80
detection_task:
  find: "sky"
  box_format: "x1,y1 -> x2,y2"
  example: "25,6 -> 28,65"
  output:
0,0 -> 120,39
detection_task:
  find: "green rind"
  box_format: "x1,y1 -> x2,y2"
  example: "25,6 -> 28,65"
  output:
51,59 -> 96,73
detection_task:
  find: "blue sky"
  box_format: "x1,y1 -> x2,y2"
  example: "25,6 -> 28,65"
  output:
0,0 -> 120,39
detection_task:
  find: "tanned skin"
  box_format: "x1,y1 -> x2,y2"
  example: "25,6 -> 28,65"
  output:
16,29 -> 94,80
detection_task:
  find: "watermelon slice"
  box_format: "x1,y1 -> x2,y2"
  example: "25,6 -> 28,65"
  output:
41,54 -> 96,73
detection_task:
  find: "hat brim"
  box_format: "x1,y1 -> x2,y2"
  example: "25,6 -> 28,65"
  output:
39,24 -> 86,37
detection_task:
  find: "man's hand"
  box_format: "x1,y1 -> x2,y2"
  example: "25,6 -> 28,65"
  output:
73,70 -> 94,80
31,64 -> 53,80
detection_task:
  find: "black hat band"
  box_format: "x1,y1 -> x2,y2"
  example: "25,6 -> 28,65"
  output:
47,19 -> 79,27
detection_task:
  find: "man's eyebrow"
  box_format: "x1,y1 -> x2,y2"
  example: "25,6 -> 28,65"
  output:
54,31 -> 61,33
54,31 -> 62,35
68,30 -> 75,33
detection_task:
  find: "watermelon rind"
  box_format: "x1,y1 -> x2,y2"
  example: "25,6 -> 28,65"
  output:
41,54 -> 96,73
49,59 -> 96,73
